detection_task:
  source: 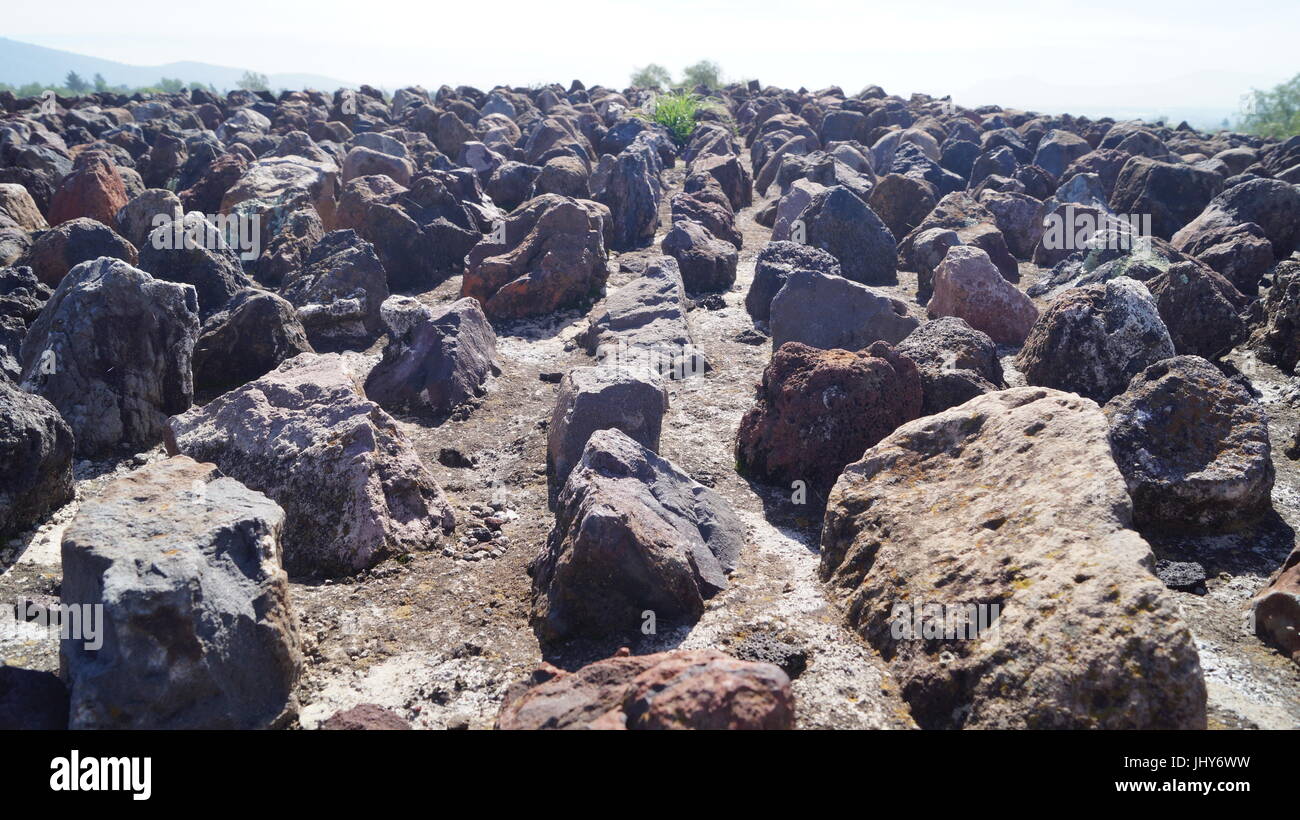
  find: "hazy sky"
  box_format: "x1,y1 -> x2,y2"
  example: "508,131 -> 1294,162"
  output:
6,0 -> 1296,115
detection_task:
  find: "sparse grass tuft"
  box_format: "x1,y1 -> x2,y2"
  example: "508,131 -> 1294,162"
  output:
644,90 -> 701,147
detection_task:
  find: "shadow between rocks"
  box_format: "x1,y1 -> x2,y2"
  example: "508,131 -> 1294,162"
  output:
738,473 -> 825,554
535,621 -> 693,672
1142,509 -> 1295,581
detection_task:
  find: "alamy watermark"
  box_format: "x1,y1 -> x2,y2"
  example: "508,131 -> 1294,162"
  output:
2,598 -> 103,650
50,750 -> 151,801
1041,205 -> 1152,252
889,600 -> 1003,642
149,211 -> 261,261
597,339 -> 707,380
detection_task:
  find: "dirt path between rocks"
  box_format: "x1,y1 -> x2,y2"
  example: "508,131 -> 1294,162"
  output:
282,158 -> 917,729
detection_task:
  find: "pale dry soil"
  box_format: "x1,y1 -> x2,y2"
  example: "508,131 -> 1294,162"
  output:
2,157 -> 1296,729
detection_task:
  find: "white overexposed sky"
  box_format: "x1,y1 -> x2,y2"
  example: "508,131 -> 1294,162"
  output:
4,0 -> 1297,120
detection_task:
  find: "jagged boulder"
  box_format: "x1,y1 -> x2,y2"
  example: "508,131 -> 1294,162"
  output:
341,145 -> 414,186
0,381 -> 74,538
23,217 -> 138,287
770,270 -> 918,351
896,316 -> 1006,414
1145,260 -> 1247,359
580,255 -> 706,379
335,174 -> 481,290
691,153 -> 752,211
530,429 -> 743,642
463,194 -> 607,318
1249,261 -> 1300,372
0,265 -> 51,380
591,141 -> 662,250
1104,356 -> 1273,531
1108,156 -> 1222,240
192,289 -> 314,396
1172,178 -> 1300,261
139,212 -> 251,320
485,161 -> 541,212
1032,129 -> 1092,179
900,192 -> 1019,294
670,191 -> 741,250
660,219 -> 737,292
60,456 -> 301,729
547,365 -> 669,485
867,173 -> 936,240
744,240 -> 840,323
735,341 -> 922,498
927,245 -> 1038,344
115,188 -> 182,249
1016,278 -> 1175,404
497,649 -> 794,730
20,257 -> 198,456
281,229 -> 389,348
220,156 -> 340,246
48,150 -> 128,231
1253,547 -> 1300,666
364,296 -> 499,415
0,183 -> 47,232
1175,222 -> 1274,296
977,190 -> 1044,259
170,353 -> 455,577
254,207 -> 325,287
820,387 -> 1206,729
798,185 -> 897,285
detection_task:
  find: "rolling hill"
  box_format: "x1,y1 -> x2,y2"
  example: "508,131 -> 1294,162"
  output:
0,37 -> 351,91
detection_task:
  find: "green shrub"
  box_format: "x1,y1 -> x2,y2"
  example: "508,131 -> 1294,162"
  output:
1238,72 -> 1300,138
237,71 -> 269,92
680,60 -> 722,91
630,63 -> 672,90
645,90 -> 701,147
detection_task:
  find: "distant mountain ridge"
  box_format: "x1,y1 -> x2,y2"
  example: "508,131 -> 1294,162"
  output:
0,37 -> 352,91
955,70 -> 1282,131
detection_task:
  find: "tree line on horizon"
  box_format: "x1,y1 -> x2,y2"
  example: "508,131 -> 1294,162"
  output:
0,69 -> 271,99
3,58 -> 1296,141
632,62 -> 1300,140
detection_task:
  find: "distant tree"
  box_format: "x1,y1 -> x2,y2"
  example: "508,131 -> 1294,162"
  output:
93,72 -> 107,92
237,71 -> 269,92
630,63 -> 673,90
65,71 -> 88,93
680,60 -> 722,91
158,77 -> 184,93
1238,72 -> 1300,138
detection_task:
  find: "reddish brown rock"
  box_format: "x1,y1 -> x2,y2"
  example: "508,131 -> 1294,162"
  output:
22,217 -> 138,287
496,648 -> 794,730
48,151 -> 128,231
1253,547 -> 1300,667
899,192 -> 1019,290
735,341 -> 922,498
180,152 -> 250,215
462,194 -> 607,318
320,704 -> 411,730
927,245 -> 1038,344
